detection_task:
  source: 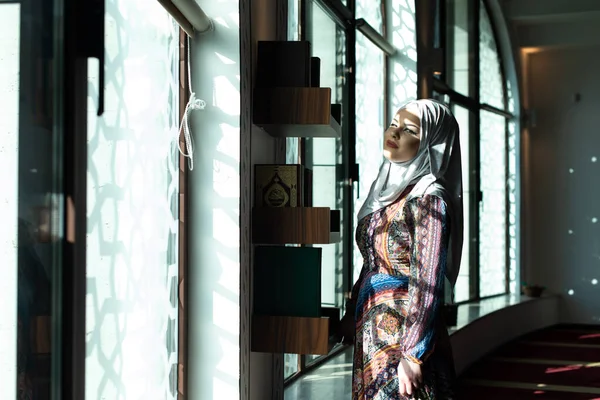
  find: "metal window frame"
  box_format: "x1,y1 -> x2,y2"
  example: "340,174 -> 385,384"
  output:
435,0 -> 516,303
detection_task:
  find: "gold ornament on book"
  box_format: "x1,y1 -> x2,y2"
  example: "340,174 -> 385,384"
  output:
255,165 -> 302,207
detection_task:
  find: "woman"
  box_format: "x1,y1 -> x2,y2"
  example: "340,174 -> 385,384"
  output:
341,99 -> 463,399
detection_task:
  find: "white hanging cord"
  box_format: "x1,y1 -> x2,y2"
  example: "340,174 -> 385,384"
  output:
178,35 -> 206,171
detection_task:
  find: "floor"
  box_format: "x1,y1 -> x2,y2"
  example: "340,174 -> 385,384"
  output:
285,324 -> 600,399
284,347 -> 354,400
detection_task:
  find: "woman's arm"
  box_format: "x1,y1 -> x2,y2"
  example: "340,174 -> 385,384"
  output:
400,194 -> 449,364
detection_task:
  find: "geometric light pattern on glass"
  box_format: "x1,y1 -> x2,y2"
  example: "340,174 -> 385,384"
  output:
85,1 -> 179,398
284,354 -> 299,379
479,1 -> 505,110
507,81 -> 518,295
354,2 -> 385,283
357,0 -> 383,33
479,110 -> 507,297
390,0 -> 418,112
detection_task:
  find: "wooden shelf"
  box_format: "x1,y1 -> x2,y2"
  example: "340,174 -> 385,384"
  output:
253,207 -> 338,244
253,87 -> 341,138
251,315 -> 330,355
256,120 -> 341,138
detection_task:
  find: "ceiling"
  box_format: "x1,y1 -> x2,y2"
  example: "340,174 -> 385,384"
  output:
500,0 -> 600,49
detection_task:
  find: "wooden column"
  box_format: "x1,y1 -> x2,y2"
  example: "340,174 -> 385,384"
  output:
177,28 -> 189,400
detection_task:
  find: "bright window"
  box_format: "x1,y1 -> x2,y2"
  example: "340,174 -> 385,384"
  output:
479,110 -> 507,297
478,1 -> 508,297
354,0 -> 385,281
85,1 -> 180,398
479,2 -> 505,108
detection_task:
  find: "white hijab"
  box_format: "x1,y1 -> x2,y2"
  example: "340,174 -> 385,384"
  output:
357,99 -> 464,287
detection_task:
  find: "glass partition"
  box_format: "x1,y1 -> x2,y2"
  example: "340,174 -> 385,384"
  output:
0,3 -> 65,397
479,1 -> 505,109
479,110 -> 507,297
446,0 -> 471,96
304,0 -> 348,365
354,17 -> 385,281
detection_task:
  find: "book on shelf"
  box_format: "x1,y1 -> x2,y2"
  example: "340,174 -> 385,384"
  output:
253,246 -> 322,318
254,164 -> 313,208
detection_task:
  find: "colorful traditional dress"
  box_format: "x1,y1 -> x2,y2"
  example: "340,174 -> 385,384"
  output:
352,188 -> 455,400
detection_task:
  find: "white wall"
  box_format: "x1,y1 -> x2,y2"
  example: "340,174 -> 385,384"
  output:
525,46 -> 600,324
188,0 -> 242,399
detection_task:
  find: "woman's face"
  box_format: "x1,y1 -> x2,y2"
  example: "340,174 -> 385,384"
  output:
383,107 -> 421,163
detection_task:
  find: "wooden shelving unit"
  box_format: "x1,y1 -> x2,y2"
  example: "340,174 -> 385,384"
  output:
250,41 -> 344,356
250,206 -> 341,355
252,207 -> 340,244
253,87 -> 341,138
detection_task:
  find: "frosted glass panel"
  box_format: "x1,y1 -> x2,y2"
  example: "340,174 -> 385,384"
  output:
389,0 -> 417,113
357,0 -> 383,33
284,354 -> 299,379
447,0 -> 470,96
85,2 -> 179,398
287,0 -> 299,41
479,110 -> 507,297
354,32 -> 385,281
479,1 -> 505,109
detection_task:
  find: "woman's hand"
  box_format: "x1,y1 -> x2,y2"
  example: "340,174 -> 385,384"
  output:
397,358 -> 423,397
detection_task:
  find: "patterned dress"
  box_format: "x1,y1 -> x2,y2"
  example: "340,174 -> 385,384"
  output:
352,188 -> 455,400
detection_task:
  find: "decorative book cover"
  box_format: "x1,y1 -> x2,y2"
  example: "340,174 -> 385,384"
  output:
253,246 -> 322,318
255,164 -> 303,207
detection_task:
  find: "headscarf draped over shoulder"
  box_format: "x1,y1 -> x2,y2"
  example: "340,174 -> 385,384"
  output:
357,99 -> 464,287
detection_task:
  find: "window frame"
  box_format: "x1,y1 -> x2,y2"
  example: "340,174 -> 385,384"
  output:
433,0 -> 516,304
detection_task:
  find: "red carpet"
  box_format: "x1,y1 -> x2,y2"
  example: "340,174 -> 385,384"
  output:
520,329 -> 600,345
457,325 -> 600,399
457,385 -> 600,400
496,342 -> 600,362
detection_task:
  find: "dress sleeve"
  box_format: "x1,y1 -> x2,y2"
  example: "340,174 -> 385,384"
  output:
400,194 -> 449,364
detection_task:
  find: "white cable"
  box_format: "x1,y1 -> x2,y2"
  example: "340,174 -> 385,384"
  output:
178,92 -> 205,171
178,35 -> 206,171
